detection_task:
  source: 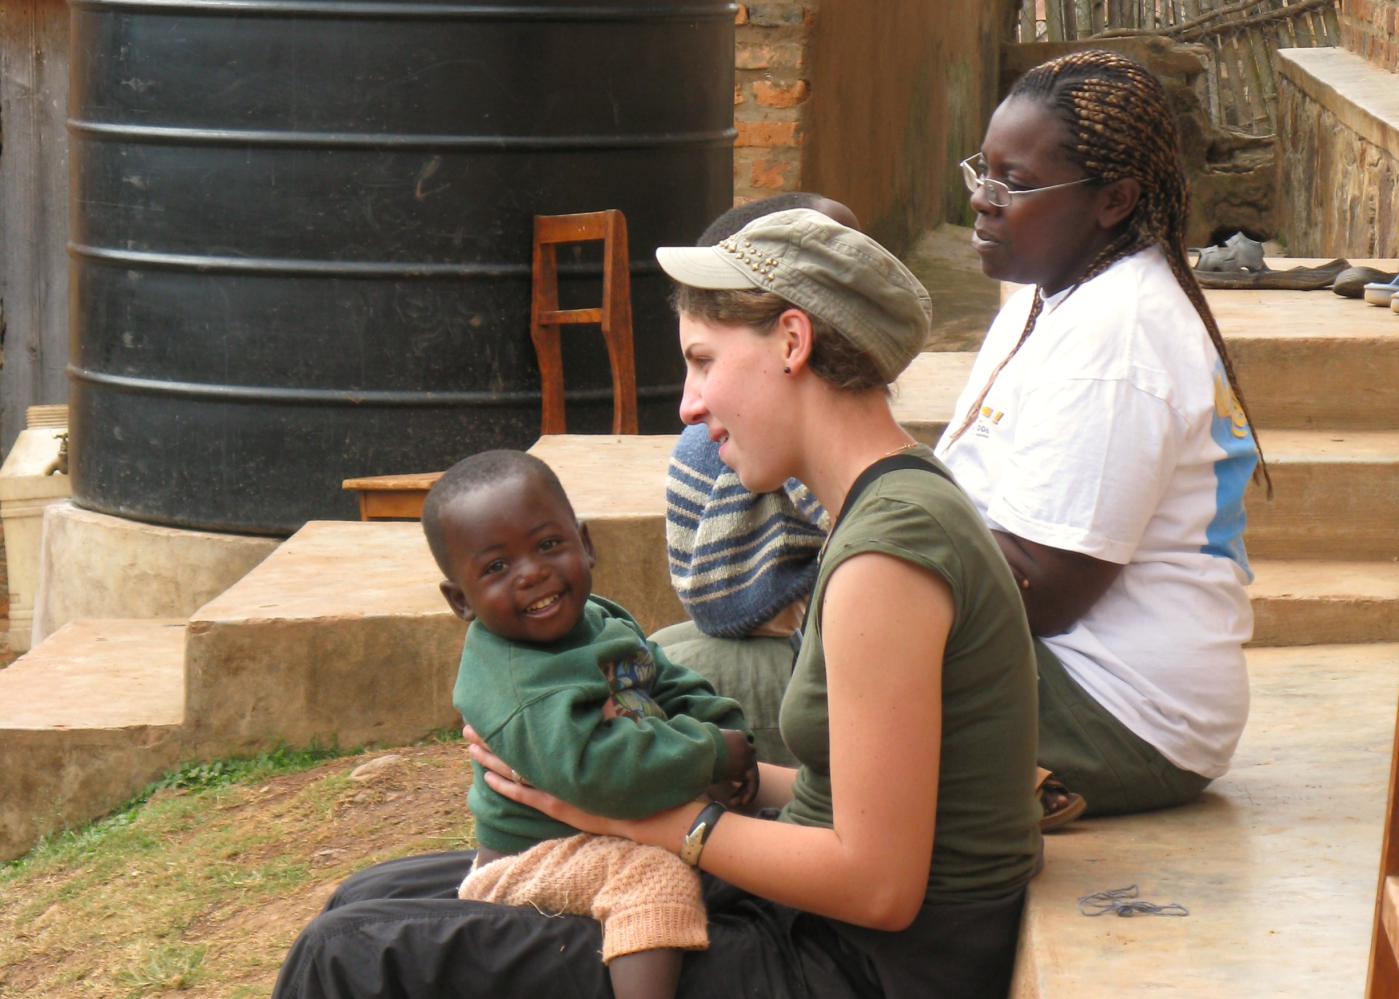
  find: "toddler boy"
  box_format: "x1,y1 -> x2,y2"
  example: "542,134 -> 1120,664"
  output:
422,449 -> 758,999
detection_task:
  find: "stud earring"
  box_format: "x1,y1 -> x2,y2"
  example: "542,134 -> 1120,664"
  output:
783,366 -> 791,374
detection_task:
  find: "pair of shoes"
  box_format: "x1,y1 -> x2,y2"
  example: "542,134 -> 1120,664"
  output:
1194,257 -> 1348,290
1038,772 -> 1087,833
1192,231 -> 1266,273
1334,266 -> 1398,298
1363,275 -> 1399,307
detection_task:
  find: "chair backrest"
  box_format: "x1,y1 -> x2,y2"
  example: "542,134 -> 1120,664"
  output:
529,210 -> 638,436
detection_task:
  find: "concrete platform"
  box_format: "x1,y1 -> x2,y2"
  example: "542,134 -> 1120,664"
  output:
1251,559 -> 1399,646
1245,429 -> 1399,559
1013,643 -> 1399,997
0,619 -> 186,862
32,502 -> 279,646
182,522 -> 463,756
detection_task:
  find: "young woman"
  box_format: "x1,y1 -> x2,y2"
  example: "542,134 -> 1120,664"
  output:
273,209 -> 1041,998
937,49 -> 1270,816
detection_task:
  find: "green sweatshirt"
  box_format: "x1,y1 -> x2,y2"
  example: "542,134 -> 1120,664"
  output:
454,595 -> 749,855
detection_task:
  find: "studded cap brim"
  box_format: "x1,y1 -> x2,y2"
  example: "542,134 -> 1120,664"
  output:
656,245 -> 758,290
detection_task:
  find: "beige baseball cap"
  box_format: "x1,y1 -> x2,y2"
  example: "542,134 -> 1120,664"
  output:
656,208 -> 933,383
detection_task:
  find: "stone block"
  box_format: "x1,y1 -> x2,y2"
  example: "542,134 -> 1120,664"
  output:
183,522 -> 464,757
32,502 -> 278,647
0,427 -> 72,652
0,619 -> 186,862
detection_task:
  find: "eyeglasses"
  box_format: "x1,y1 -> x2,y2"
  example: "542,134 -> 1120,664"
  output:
960,155 -> 1091,208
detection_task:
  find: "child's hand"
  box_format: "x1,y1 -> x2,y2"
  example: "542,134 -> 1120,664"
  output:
711,730 -> 760,809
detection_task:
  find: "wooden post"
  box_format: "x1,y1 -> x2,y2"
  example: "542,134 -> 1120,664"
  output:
0,0 -> 71,457
1020,0 -> 1038,42
1244,27 -> 1278,133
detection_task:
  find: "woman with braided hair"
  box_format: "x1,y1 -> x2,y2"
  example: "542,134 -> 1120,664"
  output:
936,49 -> 1269,817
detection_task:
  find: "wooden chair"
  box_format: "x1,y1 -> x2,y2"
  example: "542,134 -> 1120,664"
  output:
530,210 -> 638,435
342,471 -> 442,521
1368,693 -> 1399,996
340,211 -> 638,521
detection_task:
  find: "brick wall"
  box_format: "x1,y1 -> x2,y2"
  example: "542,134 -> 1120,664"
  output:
732,0 -> 1014,254
733,2 -> 811,201
1339,0 -> 1399,73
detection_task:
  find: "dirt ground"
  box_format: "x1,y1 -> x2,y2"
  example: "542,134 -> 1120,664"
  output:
0,744 -> 476,998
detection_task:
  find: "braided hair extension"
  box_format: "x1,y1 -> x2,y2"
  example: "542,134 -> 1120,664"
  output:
946,50 -> 1271,496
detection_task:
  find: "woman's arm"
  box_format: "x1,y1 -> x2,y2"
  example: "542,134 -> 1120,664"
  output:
750,762 -> 797,811
480,550 -> 949,932
993,530 -> 1122,636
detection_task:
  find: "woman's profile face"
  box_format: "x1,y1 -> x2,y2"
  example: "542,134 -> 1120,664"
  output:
677,311 -> 792,493
970,97 -> 1115,296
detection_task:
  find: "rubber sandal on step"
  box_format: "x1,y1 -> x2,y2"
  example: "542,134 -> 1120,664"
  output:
1038,772 -> 1087,833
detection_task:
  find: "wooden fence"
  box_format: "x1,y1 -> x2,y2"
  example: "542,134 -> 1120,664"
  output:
1014,0 -> 1343,134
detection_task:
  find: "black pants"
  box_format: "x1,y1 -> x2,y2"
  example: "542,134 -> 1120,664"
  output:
272,851 -> 1024,999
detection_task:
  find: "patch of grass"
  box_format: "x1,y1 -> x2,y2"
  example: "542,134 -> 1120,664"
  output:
114,942 -> 207,996
0,740 -> 476,998
2,743 -> 355,881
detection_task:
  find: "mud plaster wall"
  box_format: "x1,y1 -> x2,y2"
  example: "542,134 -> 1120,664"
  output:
797,0 -> 1012,254
1275,73 -> 1399,257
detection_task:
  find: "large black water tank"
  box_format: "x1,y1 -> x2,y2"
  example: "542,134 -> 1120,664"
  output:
69,0 -> 734,535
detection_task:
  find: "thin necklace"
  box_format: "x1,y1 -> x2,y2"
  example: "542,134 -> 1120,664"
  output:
818,439 -> 925,562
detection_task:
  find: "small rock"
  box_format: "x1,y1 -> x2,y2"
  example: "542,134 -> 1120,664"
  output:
349,754 -> 405,782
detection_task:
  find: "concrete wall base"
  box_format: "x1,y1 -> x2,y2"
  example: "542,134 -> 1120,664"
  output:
32,502 -> 279,647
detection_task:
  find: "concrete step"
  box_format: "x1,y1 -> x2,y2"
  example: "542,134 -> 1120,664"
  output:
1246,428 -> 1399,558
0,619 -> 186,862
182,521 -> 464,756
893,350 -> 973,445
1013,642 -> 1399,997
1211,278 -> 1399,430
1250,558 -> 1399,645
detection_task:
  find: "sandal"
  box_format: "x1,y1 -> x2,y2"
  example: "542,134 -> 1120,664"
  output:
1333,266 -> 1398,298
1037,771 -> 1086,833
1192,231 -> 1266,273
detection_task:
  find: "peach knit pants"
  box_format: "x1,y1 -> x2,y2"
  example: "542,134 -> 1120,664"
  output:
459,833 -> 708,963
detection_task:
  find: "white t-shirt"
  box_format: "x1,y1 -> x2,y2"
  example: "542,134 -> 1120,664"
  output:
935,247 -> 1256,779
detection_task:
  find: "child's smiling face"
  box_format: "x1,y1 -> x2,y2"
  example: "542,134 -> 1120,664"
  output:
437,473 -> 595,645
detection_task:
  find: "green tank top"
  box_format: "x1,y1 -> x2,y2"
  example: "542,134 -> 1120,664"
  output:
778,451 -> 1041,902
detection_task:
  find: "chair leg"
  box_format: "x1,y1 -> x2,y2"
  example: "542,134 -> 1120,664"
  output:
531,238 -> 568,435
601,213 -> 638,435
532,326 -> 568,436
